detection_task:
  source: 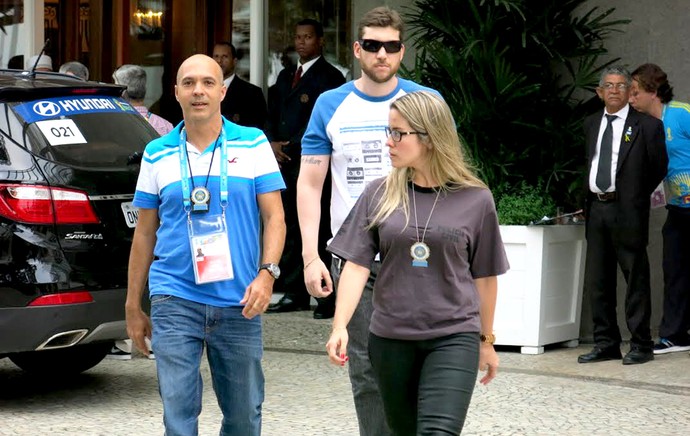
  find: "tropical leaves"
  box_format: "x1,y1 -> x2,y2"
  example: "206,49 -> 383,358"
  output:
402,0 -> 629,212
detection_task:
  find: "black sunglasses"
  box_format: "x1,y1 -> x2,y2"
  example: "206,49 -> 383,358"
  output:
358,39 -> 403,54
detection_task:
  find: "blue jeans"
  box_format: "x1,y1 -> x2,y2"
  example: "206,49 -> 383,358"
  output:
150,295 -> 264,436
332,259 -> 391,436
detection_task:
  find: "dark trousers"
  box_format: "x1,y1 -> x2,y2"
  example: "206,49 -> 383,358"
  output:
368,332 -> 479,436
659,207 -> 690,341
332,259 -> 390,436
585,200 -> 653,350
275,158 -> 332,306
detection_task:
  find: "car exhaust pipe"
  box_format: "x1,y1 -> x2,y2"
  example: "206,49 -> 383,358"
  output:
36,329 -> 89,350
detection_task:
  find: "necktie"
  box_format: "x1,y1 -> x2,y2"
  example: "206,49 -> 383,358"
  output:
596,114 -> 616,192
292,66 -> 302,88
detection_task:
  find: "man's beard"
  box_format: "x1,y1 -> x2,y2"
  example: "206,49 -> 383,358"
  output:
360,62 -> 396,84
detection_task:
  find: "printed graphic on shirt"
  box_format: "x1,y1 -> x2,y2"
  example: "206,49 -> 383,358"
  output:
342,131 -> 389,198
662,102 -> 690,208
666,172 -> 690,205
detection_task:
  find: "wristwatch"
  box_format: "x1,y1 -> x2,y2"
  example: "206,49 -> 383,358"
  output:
259,263 -> 281,280
480,333 -> 496,345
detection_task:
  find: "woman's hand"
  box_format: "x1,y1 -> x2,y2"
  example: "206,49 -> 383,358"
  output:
326,327 -> 350,366
478,342 -> 499,385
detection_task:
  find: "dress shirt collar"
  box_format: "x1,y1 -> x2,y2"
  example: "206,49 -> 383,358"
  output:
604,103 -> 629,121
297,56 -> 320,75
223,74 -> 236,89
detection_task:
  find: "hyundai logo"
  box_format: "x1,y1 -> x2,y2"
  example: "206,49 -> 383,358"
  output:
32,101 -> 61,117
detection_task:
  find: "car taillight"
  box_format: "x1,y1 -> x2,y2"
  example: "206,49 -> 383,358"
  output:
0,184 -> 100,224
28,291 -> 94,306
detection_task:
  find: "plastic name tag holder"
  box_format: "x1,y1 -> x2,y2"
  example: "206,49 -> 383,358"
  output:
188,213 -> 234,284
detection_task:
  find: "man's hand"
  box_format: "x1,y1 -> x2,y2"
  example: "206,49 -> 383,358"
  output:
126,307 -> 152,357
270,141 -> 291,164
241,272 -> 274,319
303,258 -> 333,298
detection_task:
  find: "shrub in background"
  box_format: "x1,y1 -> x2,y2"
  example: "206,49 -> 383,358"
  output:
402,0 -> 629,212
495,181 -> 557,225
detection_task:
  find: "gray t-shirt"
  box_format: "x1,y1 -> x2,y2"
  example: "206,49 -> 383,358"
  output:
328,177 -> 509,340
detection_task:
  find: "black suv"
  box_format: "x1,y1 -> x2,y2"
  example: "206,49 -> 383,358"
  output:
0,69 -> 158,374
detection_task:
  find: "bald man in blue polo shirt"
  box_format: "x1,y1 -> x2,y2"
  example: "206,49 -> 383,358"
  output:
125,54 -> 285,436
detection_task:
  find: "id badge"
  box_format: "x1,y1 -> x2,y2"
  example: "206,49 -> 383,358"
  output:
188,213 -> 234,284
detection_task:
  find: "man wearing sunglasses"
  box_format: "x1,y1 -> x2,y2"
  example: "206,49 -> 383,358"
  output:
297,6 -> 439,436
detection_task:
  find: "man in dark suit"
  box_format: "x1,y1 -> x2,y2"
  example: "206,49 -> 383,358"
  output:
578,66 -> 668,365
266,18 -> 345,318
212,41 -> 267,130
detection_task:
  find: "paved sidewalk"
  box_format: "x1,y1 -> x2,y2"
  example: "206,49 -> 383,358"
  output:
265,309 -> 690,436
1,305 -> 689,435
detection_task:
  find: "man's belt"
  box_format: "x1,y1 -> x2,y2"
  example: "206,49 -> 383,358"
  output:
593,191 -> 617,202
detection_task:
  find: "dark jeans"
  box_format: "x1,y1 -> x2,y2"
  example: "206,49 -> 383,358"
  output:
659,207 -> 690,341
275,158 -> 331,305
332,259 -> 390,436
368,332 -> 480,436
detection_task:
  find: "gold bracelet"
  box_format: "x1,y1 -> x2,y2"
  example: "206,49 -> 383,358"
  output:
303,256 -> 320,270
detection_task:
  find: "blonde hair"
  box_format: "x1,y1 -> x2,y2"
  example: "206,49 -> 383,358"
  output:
370,91 -> 486,227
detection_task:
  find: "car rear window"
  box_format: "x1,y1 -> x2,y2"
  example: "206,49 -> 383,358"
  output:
10,96 -> 160,168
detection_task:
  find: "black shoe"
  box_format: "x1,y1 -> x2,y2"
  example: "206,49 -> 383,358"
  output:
577,347 -> 622,363
313,303 -> 335,319
266,295 -> 310,313
622,348 -> 654,365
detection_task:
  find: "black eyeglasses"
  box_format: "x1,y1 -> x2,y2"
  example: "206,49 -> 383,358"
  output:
385,127 -> 424,142
358,39 -> 403,54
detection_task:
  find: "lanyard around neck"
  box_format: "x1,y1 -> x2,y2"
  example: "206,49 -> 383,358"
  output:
178,125 -> 228,212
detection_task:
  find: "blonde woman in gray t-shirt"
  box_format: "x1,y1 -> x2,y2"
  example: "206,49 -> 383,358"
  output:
326,91 -> 509,435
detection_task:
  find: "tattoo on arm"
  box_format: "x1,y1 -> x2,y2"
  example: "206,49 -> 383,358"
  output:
301,156 -> 323,165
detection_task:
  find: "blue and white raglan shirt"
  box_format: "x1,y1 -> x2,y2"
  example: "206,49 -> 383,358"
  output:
662,101 -> 690,207
133,117 -> 285,307
301,78 -> 438,237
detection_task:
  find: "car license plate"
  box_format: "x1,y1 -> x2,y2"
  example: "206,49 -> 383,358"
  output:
121,202 -> 139,228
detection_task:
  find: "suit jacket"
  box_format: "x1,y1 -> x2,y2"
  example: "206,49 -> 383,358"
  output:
583,106 -> 668,248
221,76 -> 267,130
266,56 -> 345,161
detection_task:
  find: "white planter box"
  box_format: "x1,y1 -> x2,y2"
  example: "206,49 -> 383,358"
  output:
495,225 -> 586,354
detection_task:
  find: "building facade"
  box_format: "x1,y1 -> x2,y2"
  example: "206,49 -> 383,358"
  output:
2,0 -> 369,123
1,0 -> 683,341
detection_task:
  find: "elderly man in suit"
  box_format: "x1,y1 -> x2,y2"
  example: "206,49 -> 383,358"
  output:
212,41 -> 267,130
578,66 -> 668,365
266,18 -> 345,318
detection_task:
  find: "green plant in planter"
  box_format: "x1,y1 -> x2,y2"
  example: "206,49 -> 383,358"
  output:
495,182 -> 556,226
402,0 -> 629,212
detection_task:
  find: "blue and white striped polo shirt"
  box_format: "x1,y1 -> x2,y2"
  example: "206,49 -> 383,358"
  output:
133,117 -> 285,307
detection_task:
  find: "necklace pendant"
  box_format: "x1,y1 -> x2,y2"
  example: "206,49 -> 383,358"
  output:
410,241 -> 430,267
191,186 -> 211,213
